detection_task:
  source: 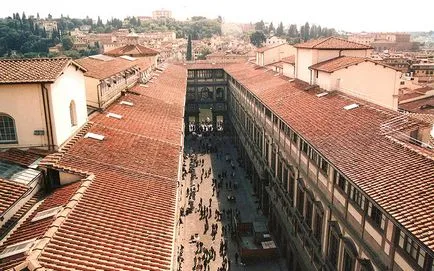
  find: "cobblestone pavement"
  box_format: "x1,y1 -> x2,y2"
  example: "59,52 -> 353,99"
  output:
175,134 -> 287,271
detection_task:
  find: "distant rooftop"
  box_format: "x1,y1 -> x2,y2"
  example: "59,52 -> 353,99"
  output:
295,36 -> 372,50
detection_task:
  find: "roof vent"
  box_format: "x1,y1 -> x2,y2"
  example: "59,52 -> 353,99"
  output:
31,206 -> 61,222
0,238 -> 37,259
316,92 -> 329,98
84,132 -> 105,141
344,103 -> 359,110
107,112 -> 122,119
120,101 -> 134,106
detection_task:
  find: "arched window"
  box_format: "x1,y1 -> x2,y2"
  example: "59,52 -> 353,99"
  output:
69,101 -> 77,127
0,113 -> 17,143
342,238 -> 358,271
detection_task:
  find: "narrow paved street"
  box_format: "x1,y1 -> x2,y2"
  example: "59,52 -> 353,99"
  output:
175,133 -> 287,271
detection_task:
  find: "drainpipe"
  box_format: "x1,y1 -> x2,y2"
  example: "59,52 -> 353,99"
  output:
41,83 -> 54,151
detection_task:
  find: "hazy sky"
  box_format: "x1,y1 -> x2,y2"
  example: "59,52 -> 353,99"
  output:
1,0 -> 433,32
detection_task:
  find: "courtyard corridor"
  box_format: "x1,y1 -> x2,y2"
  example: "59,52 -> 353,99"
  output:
175,133 -> 287,271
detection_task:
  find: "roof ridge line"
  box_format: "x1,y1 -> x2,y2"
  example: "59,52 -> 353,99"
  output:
23,174 -> 95,271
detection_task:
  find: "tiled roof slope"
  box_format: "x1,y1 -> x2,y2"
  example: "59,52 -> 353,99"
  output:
399,96 -> 434,114
0,181 -> 82,271
76,57 -> 152,80
256,43 -> 288,53
224,62 -> 434,251
309,56 -> 400,73
0,178 -> 28,214
33,64 -> 186,271
0,58 -> 85,84
105,44 -> 159,57
309,56 -> 366,72
295,36 -> 372,49
0,149 -> 41,167
281,55 -> 295,65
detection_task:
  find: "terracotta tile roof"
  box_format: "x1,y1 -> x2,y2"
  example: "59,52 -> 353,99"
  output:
310,56 -> 401,73
0,149 -> 41,167
0,178 -> 28,215
295,36 -> 372,50
76,56 -> 152,80
0,58 -> 85,84
182,61 -> 236,70
256,43 -> 288,53
281,55 -> 295,65
399,96 -> 434,114
224,62 -> 434,251
105,44 -> 159,57
0,181 -> 82,271
399,86 -> 434,102
309,56 -> 366,72
26,64 -> 187,271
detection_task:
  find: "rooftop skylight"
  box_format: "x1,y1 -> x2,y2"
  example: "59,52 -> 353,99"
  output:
120,55 -> 137,61
84,132 -> 105,141
31,206 -> 61,222
343,103 -> 359,110
316,92 -> 329,98
120,101 -> 134,106
107,112 -> 123,119
0,238 -> 36,259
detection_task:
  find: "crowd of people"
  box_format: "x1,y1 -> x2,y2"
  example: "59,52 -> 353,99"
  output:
176,133 -> 244,271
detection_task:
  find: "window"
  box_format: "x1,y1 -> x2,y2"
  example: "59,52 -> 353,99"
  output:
305,196 -> 314,228
214,69 -> 224,78
328,223 -> 341,269
0,113 -> 17,143
291,132 -> 298,144
319,157 -> 329,175
31,206 -> 61,222
265,108 -> 272,120
334,171 -> 348,193
296,182 -> 305,216
342,239 -> 357,271
200,87 -> 213,100
367,202 -> 386,231
216,87 -> 224,101
396,229 -> 426,268
313,205 -> 324,245
300,140 -> 309,154
187,70 -> 195,79
283,166 -> 289,190
348,184 -> 365,210
69,101 -> 77,126
0,238 -> 36,259
270,148 -> 276,173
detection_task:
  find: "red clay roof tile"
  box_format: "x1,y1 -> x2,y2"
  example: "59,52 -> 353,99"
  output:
295,36 -> 372,50
0,58 -> 85,84
224,62 -> 434,251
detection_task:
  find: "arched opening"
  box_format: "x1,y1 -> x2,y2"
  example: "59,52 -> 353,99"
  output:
69,100 -> 77,127
342,237 -> 358,271
0,113 -> 17,143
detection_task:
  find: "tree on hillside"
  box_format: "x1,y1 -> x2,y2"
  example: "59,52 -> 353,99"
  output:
288,24 -> 298,37
186,34 -> 192,61
255,20 -> 265,32
250,31 -> 266,47
268,22 -> 275,34
61,36 -> 74,50
303,22 -> 310,41
276,22 -> 284,36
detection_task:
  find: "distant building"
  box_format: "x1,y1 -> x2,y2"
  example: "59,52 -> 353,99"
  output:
256,43 -> 296,66
0,58 -> 87,150
266,36 -> 287,46
75,55 -> 153,109
152,9 -> 172,19
411,61 -> 434,83
348,32 -> 419,52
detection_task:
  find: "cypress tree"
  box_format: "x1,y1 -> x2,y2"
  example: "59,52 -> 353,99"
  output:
186,35 -> 192,61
